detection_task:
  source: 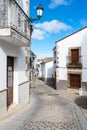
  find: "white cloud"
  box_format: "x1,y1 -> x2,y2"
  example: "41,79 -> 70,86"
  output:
49,0 -> 69,9
35,20 -> 71,33
32,29 -> 46,40
32,20 -> 71,40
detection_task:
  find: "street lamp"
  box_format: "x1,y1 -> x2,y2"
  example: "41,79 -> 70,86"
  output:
29,4 -> 44,79
28,4 -> 44,102
29,4 -> 44,74
36,4 -> 44,19
29,4 -> 44,23
29,4 -> 44,38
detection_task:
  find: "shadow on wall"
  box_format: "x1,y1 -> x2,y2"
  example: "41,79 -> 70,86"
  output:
46,78 -> 56,90
39,77 -> 56,90
75,96 -> 87,109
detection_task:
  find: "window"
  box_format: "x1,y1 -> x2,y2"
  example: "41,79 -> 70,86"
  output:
18,9 -> 21,27
24,20 -> 27,34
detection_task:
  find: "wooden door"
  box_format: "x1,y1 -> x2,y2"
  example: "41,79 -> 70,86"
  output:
7,56 -> 14,107
70,74 -> 81,88
71,49 -> 79,64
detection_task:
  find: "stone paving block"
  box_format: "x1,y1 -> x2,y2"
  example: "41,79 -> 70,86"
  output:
18,79 -> 82,130
0,79 -> 85,130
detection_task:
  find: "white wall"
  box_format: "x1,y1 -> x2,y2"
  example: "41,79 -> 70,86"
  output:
0,41 -> 27,83
53,48 -> 56,76
46,61 -> 53,78
0,0 -> 29,106
0,40 -> 27,104
59,68 -> 67,80
0,46 -> 6,90
18,82 -> 29,104
56,27 -> 87,82
18,47 -> 27,84
81,29 -> 87,82
14,57 -> 18,104
41,61 -> 53,79
41,63 -> 45,78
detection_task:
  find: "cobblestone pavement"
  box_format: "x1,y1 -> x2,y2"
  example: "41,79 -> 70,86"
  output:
81,108 -> 87,120
19,79 -> 82,130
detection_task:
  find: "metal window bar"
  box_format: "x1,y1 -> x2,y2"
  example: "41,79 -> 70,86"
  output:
0,0 -> 8,27
66,56 -> 82,67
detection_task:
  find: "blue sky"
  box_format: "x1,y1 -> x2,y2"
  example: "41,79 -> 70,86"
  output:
30,0 -> 87,59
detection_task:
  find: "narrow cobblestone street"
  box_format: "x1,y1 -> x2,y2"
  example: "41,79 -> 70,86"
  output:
19,79 -> 81,130
0,79 -> 87,130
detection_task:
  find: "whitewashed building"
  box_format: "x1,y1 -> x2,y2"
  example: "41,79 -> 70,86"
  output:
30,51 -> 37,80
0,0 -> 30,114
53,26 -> 87,91
41,57 -> 54,86
36,59 -> 42,78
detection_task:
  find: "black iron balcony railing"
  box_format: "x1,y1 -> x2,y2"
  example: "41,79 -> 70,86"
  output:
0,0 -> 30,40
66,56 -> 82,68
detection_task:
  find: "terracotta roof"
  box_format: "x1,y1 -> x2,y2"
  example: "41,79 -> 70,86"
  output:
37,59 -> 42,62
41,57 -> 53,63
37,57 -> 53,63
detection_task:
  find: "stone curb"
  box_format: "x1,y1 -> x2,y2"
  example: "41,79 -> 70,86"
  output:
75,105 -> 87,130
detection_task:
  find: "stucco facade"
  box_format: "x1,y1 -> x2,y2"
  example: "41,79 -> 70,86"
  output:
53,27 -> 87,91
30,51 -> 37,80
41,60 -> 53,86
0,0 -> 30,114
36,59 -> 42,78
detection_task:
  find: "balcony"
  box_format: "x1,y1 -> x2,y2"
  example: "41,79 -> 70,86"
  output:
66,56 -> 82,68
0,0 -> 30,46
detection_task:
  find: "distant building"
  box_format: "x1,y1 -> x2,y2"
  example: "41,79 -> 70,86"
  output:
30,51 -> 37,80
40,57 -> 54,86
36,59 -> 42,78
53,26 -> 87,92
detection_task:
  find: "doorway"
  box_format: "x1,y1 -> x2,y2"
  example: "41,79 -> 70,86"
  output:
7,56 -> 14,107
69,74 -> 81,89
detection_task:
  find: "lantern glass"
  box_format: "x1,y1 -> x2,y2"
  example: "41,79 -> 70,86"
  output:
36,5 -> 44,19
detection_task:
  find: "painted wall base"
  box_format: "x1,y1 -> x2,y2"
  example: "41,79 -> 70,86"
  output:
82,82 -> 87,91
56,80 -> 87,91
41,77 -> 56,89
18,82 -> 30,104
41,77 -> 53,85
0,90 -> 7,115
0,82 -> 30,115
45,78 -> 54,87
56,80 -> 67,90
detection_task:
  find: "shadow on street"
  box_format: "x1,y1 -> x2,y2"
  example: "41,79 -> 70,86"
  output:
75,96 -> 87,109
